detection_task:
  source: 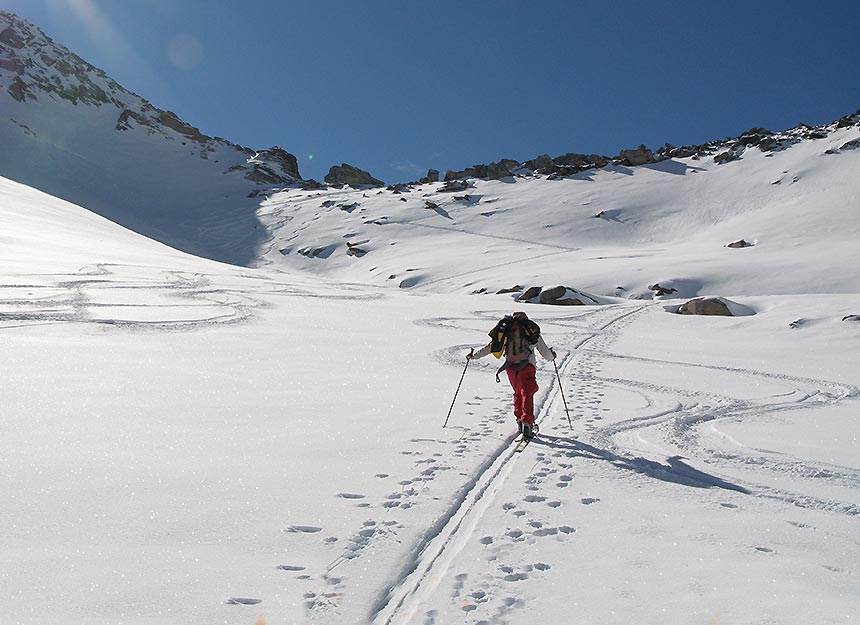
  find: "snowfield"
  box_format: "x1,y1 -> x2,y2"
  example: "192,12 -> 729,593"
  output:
2,122 -> 859,625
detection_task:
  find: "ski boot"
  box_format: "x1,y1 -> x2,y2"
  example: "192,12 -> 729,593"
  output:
522,423 -> 535,441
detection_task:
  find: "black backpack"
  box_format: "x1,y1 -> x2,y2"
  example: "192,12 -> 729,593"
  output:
488,315 -> 540,359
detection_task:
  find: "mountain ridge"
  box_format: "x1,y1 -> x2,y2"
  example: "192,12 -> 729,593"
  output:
1,10 -> 301,265
2,9 -> 859,274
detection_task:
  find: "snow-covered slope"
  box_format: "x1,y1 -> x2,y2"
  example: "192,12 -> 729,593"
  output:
260,120 -> 860,300
2,153 -> 859,625
0,10 -> 301,266
2,10 -> 860,625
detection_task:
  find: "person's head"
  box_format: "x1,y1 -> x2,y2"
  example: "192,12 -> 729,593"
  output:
512,311 -> 528,320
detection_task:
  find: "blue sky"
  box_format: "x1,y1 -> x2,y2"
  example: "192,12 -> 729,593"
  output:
3,0 -> 859,184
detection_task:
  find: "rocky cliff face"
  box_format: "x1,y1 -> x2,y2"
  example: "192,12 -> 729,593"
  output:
0,10 -> 301,265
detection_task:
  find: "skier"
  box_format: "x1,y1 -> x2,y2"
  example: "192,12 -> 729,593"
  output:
467,311 -> 556,440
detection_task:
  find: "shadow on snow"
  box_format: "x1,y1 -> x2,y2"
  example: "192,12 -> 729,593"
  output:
535,434 -> 751,494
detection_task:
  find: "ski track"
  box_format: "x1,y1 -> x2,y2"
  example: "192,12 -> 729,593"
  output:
367,303 -> 646,625
0,263 -> 387,331
351,301 -> 860,624
15,263 -> 854,619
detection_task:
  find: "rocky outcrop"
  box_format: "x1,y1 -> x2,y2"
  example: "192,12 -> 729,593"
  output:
538,286 -> 584,306
618,145 -> 656,166
324,163 -> 384,188
677,297 -> 733,316
445,159 -> 518,181
550,153 -> 610,173
427,109 -> 859,184
515,285 -> 599,306
438,180 -> 470,193
156,110 -> 209,144
726,239 -> 752,248
245,147 -> 301,184
649,283 -> 677,297
714,150 -> 742,165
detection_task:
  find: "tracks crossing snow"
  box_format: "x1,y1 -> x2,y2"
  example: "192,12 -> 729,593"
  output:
371,304 -> 642,625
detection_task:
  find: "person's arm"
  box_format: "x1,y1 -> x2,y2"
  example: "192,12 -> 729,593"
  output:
468,342 -> 493,360
536,335 -> 556,361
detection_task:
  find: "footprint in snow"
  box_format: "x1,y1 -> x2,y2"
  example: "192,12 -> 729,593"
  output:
503,572 -> 529,582
225,597 -> 262,605
277,565 -> 306,572
285,525 -> 323,533
337,493 -> 366,500
580,497 -> 599,505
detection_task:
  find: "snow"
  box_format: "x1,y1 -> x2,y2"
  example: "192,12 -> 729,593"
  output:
2,122 -> 860,625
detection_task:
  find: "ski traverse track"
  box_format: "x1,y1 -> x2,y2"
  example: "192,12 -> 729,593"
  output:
371,300 -> 860,623
370,304 -> 644,625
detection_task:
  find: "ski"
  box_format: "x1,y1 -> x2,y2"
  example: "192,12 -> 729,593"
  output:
514,435 -> 534,452
513,423 -> 538,452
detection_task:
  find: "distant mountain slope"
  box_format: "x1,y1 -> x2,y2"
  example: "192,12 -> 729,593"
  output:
0,10 -> 301,266
259,121 -> 860,298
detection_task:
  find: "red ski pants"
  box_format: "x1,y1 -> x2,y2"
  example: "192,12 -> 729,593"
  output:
506,363 -> 538,424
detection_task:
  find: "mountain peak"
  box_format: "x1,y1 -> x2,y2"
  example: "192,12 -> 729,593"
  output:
1,10 -> 304,265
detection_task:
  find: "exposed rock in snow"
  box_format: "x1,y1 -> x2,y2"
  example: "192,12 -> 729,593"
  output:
650,283 -> 678,296
678,297 -> 754,317
618,145 -> 656,166
726,239 -> 753,248
678,297 -> 733,315
246,147 -> 301,184
515,285 -> 602,306
324,163 -> 384,188
539,286 -> 584,306
438,180 -> 470,193
444,159 -> 519,181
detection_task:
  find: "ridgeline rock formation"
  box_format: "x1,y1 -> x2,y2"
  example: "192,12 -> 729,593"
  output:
325,163 -> 384,188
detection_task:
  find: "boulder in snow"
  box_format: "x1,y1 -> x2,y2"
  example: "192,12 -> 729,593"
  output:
518,286 -> 542,302
714,150 -> 741,165
324,163 -> 383,188
677,297 -> 754,316
438,179 -> 469,193
517,285 -> 599,306
618,145 -> 656,166
726,239 -> 752,248
649,283 -> 677,296
539,286 -> 584,306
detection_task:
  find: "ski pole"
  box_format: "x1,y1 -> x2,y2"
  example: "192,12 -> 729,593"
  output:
443,355 -> 470,428
553,358 -> 573,429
